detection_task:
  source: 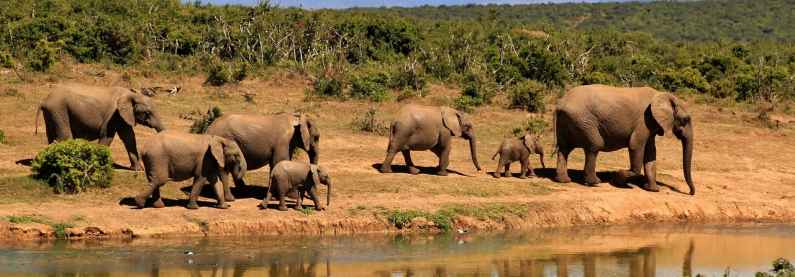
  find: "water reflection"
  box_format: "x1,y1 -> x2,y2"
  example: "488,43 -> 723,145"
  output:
0,224 -> 793,277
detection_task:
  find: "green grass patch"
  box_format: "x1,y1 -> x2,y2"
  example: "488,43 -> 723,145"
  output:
384,203 -> 529,232
4,214 -> 78,239
298,207 -> 315,216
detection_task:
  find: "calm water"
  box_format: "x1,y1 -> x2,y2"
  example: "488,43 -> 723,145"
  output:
0,224 -> 793,276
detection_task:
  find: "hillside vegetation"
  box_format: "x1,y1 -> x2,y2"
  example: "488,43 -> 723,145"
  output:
1,0 -> 794,110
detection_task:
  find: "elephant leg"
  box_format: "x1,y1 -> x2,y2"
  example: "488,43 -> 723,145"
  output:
401,150 -> 419,175
220,171 -> 235,202
380,139 -> 401,173
433,144 -> 451,176
260,178 -> 273,209
295,189 -> 304,210
134,182 -> 160,208
117,125 -> 142,171
210,177 -> 229,209
555,147 -> 573,183
493,155 -> 503,178
503,162 -> 511,177
187,177 -> 207,209
151,185 -> 165,208
277,191 -> 288,211
643,139 -> 660,192
522,158 -> 533,178
307,186 -> 324,211
584,150 -> 601,186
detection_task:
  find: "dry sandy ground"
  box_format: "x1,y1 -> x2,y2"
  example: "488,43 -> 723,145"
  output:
0,64 -> 794,240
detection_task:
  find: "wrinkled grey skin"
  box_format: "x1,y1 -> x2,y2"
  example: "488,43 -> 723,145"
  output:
491,134 -> 546,179
36,84 -> 165,170
206,112 -> 319,199
554,85 -> 695,195
380,104 -> 481,176
261,161 -> 331,211
134,131 -> 247,209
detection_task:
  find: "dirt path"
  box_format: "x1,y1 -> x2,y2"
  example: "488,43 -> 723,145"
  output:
0,66 -> 794,240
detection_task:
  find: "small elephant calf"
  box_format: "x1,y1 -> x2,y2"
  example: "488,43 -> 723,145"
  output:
261,161 -> 331,211
134,131 -> 247,209
491,134 -> 546,178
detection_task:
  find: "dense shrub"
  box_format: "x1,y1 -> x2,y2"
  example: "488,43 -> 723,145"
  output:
0,51 -> 13,68
205,62 -> 232,86
755,258 -> 795,277
310,76 -> 344,98
659,67 -> 711,93
31,139 -> 113,194
512,116 -> 549,136
349,75 -> 389,102
190,106 -> 223,134
509,80 -> 547,112
454,71 -> 496,112
28,39 -> 58,72
351,107 -> 390,135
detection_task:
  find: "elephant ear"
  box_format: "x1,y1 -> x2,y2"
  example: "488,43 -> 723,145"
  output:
650,93 -> 675,136
441,107 -> 462,137
310,164 -> 321,187
117,94 -> 136,127
292,113 -> 312,150
209,137 -> 226,169
522,134 -> 533,153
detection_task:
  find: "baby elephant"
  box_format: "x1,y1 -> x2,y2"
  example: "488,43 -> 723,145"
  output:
492,134 -> 546,178
261,161 -> 331,211
134,131 -> 247,209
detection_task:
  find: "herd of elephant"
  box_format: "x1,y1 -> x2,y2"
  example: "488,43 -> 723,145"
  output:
32,83 -> 695,210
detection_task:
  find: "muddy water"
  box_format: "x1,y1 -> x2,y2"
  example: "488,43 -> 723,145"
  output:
0,224 -> 793,276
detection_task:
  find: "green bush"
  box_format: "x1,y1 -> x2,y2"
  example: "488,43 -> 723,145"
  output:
204,62 -> 232,86
0,51 -> 13,68
352,107 -> 390,135
389,64 -> 427,91
509,80 -> 547,112
31,139 -> 113,194
756,258 -> 795,277
190,106 -> 223,134
660,67 -> 711,93
454,71 -> 496,112
0,129 -> 5,144
349,74 -> 390,102
512,116 -> 549,136
310,76 -> 344,98
28,39 -> 58,72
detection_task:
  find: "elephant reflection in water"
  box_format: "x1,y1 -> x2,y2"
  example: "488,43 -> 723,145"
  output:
162,249 -> 328,277
484,242 -> 695,277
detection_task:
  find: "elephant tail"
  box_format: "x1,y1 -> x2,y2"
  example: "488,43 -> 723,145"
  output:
491,151 -> 499,160
551,109 -> 559,159
34,105 -> 42,135
386,121 -> 398,153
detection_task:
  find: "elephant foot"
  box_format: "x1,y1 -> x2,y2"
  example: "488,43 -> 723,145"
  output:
644,183 -> 660,192
503,172 -> 511,177
277,205 -> 288,211
294,204 -> 304,210
186,201 -> 199,210
408,166 -> 420,175
152,198 -> 165,208
215,203 -> 230,209
258,201 -> 269,209
585,176 -> 602,187
133,196 -> 147,208
379,165 -> 392,173
554,174 -> 572,183
315,205 -> 325,211
518,175 -> 527,179
225,196 -> 236,202
436,170 -> 448,176
492,173 -> 501,178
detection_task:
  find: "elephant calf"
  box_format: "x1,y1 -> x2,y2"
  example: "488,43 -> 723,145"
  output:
261,161 -> 331,211
491,134 -> 546,178
134,131 -> 247,209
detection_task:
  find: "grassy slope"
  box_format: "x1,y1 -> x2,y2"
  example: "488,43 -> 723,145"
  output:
0,64 -> 794,238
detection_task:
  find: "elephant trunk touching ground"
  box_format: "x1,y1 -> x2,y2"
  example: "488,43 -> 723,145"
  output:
467,135 -> 481,171
326,179 -> 331,207
679,124 -> 695,195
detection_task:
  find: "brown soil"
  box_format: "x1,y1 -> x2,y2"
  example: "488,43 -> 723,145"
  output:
0,64 -> 794,240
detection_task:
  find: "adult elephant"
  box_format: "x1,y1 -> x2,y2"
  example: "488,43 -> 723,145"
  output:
36,84 -> 165,170
554,85 -> 695,195
205,112 -> 319,199
380,104 -> 481,176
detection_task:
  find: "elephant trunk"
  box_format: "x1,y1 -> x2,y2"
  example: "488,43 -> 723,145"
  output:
326,180 -> 331,207
468,135 -> 481,171
539,153 -> 546,169
235,158 -> 247,181
309,146 -> 319,165
151,117 -> 166,132
681,125 -> 695,195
